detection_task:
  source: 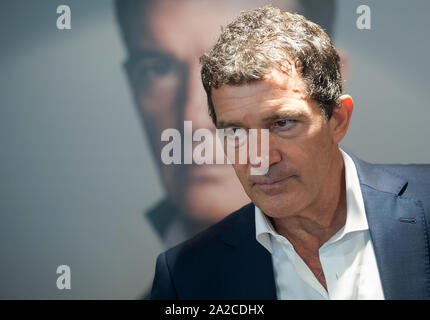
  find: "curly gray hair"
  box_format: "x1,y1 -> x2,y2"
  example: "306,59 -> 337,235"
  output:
200,6 -> 342,125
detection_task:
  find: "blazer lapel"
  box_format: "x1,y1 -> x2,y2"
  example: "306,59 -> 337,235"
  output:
220,203 -> 277,299
351,154 -> 430,299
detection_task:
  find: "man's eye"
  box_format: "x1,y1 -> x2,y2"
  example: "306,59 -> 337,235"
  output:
225,128 -> 247,137
136,59 -> 172,77
272,120 -> 295,130
129,57 -> 175,85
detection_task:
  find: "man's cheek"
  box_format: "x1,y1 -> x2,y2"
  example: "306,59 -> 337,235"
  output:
232,165 -> 248,183
249,128 -> 269,176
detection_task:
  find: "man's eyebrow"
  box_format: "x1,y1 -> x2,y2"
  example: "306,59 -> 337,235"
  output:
262,110 -> 306,122
216,120 -> 245,129
217,111 -> 306,128
126,49 -> 173,65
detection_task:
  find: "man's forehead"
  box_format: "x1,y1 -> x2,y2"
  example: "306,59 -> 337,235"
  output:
135,0 -> 301,25
213,69 -> 307,103
213,76 -> 312,128
127,0 -> 301,55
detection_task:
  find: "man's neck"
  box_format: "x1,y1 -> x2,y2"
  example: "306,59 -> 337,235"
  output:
271,150 -> 347,254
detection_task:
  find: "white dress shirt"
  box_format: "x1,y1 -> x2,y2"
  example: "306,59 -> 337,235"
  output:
255,149 -> 385,300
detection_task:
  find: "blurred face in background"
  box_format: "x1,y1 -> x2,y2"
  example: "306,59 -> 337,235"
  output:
124,0 -> 300,224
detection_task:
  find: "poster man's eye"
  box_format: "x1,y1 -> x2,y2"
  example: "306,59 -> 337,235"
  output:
135,58 -> 173,79
225,128 -> 248,147
225,127 -> 247,136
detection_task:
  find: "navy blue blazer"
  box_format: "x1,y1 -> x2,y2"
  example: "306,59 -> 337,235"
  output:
151,154 -> 430,299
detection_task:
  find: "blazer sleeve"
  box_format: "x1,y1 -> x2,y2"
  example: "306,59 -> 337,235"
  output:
150,252 -> 178,300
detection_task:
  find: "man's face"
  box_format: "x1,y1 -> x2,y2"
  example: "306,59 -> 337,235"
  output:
124,0 -> 300,223
212,68 -> 340,218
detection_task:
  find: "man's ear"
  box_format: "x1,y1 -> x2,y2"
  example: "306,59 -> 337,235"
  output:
330,95 -> 354,144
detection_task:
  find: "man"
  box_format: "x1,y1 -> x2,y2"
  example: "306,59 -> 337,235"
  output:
115,0 -> 337,248
151,6 -> 430,299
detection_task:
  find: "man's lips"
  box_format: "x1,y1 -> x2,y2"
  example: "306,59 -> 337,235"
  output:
252,175 -> 292,186
251,175 -> 295,193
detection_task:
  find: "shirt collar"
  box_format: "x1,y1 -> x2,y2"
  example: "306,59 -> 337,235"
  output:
255,148 -> 369,251
255,205 -> 276,253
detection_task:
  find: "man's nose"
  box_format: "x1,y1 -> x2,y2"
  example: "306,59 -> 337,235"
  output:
182,63 -> 214,130
268,144 -> 282,167
249,130 -> 282,173
266,129 -> 283,163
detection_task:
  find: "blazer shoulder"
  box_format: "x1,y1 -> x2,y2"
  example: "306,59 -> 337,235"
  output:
380,163 -> 430,179
370,163 -> 430,215
351,152 -> 430,195
381,164 -> 430,194
164,202 -> 254,260
151,202 -> 255,299
349,152 -> 430,212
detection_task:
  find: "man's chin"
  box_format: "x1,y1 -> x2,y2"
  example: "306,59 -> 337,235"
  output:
251,190 -> 301,218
